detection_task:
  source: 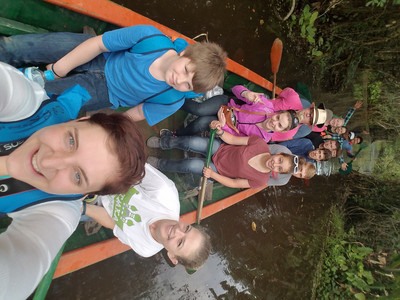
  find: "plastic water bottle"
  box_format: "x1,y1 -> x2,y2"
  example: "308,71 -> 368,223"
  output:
0,62 -> 49,122
19,67 -> 55,88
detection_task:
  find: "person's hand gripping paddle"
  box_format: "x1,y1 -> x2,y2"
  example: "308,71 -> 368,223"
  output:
196,128 -> 217,224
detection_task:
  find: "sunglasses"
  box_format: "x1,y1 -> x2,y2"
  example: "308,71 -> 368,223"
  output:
293,155 -> 299,174
292,116 -> 299,129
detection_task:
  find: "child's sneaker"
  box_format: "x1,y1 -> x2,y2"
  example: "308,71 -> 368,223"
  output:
146,136 -> 160,148
160,129 -> 176,138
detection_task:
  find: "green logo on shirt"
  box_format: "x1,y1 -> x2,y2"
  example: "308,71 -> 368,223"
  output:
112,186 -> 142,229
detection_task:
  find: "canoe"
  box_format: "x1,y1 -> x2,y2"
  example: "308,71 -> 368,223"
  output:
0,0 -> 280,280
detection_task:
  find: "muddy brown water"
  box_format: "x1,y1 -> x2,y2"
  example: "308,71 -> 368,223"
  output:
40,1 -> 343,299
46,176 -> 337,300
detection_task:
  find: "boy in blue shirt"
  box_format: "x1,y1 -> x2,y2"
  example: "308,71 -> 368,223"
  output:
0,25 -> 227,125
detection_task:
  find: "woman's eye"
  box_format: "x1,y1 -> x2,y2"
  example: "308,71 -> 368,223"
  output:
68,135 -> 75,149
178,240 -> 183,247
185,225 -> 190,232
74,172 -> 81,184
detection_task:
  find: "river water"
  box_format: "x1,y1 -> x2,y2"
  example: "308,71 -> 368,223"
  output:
47,177 -> 337,300
44,1 -> 344,299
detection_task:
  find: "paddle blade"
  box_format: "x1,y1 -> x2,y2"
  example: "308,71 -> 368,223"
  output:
270,38 -> 283,74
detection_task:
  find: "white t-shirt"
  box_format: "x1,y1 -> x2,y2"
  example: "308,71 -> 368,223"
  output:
0,62 -> 49,122
0,73 -> 81,300
99,164 -> 180,257
0,200 -> 81,300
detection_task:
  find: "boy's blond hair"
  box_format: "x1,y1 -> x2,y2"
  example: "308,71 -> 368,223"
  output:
182,42 -> 227,93
176,225 -> 211,270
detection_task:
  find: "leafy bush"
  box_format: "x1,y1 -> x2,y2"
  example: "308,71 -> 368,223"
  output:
374,139 -> 400,181
289,5 -> 323,57
317,208 -> 375,299
316,205 -> 399,299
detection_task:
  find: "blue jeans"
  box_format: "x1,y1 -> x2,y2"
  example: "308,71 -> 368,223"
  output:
158,135 -> 222,175
176,95 -> 229,136
0,33 -> 111,111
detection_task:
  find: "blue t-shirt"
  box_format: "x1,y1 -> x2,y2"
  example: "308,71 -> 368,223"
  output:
102,25 -> 187,125
341,139 -> 353,154
279,138 -> 315,162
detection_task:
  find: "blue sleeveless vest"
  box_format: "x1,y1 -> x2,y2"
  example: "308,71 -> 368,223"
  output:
129,34 -> 199,105
0,85 -> 90,214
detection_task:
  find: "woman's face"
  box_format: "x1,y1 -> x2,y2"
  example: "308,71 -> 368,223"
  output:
6,120 -> 119,195
265,154 -> 292,173
262,112 -> 290,132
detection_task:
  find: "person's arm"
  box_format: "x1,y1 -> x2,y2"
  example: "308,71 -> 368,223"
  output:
203,167 -> 251,188
210,118 -> 249,145
47,35 -> 108,78
135,99 -> 184,126
272,88 -> 303,111
218,129 -> 249,145
0,200 -> 81,300
124,104 -> 146,122
232,85 -> 265,104
342,101 -> 362,126
85,203 -> 116,230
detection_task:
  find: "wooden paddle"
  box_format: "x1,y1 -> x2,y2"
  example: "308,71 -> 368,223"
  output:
196,128 -> 217,224
270,38 -> 283,99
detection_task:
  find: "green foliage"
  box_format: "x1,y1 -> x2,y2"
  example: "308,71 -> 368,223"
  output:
368,81 -> 383,103
353,71 -> 400,137
316,205 -> 399,298
299,5 -> 318,44
374,139 -> 400,181
289,5 -> 324,57
353,83 -> 363,102
316,208 -> 378,298
366,0 -> 387,7
294,1 -> 400,91
344,174 -> 400,255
